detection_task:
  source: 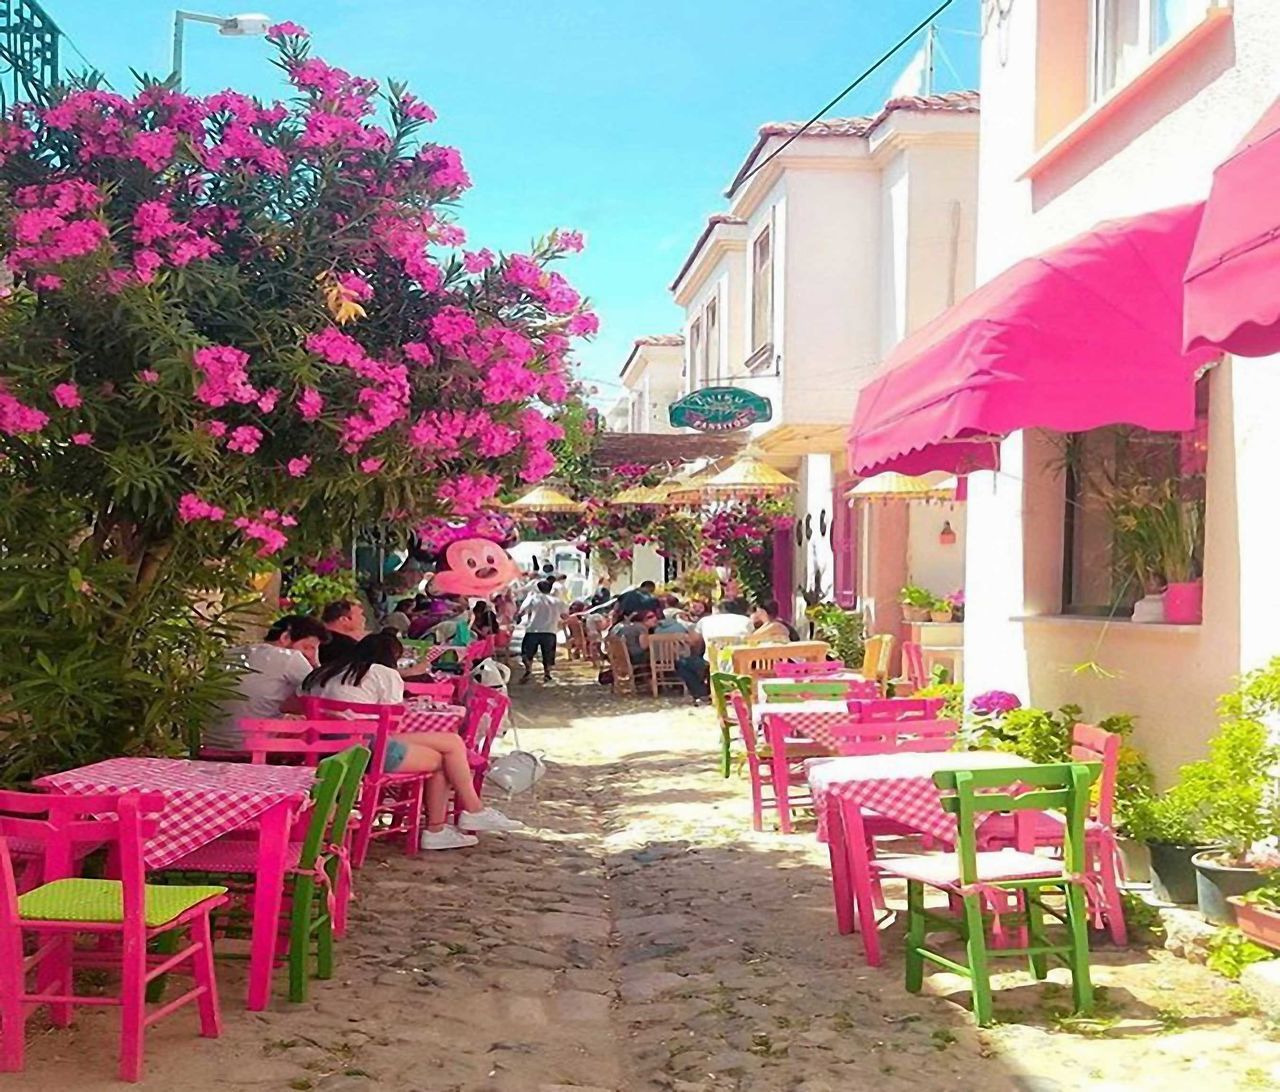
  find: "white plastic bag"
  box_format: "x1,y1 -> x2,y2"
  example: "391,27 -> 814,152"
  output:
486,750 -> 546,795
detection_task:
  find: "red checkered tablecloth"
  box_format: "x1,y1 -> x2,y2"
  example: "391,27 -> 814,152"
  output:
37,757 -> 317,869
398,701 -> 466,734
806,751 -> 1033,842
756,701 -> 854,750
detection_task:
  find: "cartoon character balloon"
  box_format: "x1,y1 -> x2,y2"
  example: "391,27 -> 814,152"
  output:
429,537 -> 523,597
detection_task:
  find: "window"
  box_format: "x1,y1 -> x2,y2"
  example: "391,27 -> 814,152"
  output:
1061,381 -> 1208,616
751,226 -> 773,352
1090,0 -> 1210,100
688,318 -> 703,388
704,297 -> 720,382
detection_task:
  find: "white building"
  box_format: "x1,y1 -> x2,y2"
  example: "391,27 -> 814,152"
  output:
618,334 -> 686,435
670,92 -> 980,634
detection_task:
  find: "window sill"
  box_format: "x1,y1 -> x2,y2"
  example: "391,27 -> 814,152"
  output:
1020,5 -> 1233,182
1010,614 -> 1201,634
744,343 -> 777,375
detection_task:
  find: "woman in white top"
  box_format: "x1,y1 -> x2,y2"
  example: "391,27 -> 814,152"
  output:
301,633 -> 520,850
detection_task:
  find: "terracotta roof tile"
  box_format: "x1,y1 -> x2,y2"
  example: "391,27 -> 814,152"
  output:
620,333 -> 686,378
595,431 -> 746,467
727,90 -> 979,196
669,213 -> 748,293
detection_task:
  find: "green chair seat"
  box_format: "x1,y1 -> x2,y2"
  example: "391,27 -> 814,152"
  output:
18,878 -> 226,928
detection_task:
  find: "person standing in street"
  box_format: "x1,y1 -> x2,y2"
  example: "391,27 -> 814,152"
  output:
518,578 -> 566,684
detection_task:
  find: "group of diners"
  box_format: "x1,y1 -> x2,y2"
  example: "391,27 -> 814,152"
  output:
206,602 -> 520,851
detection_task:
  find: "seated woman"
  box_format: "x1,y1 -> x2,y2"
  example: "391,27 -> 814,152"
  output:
301,632 -> 521,851
746,599 -> 797,644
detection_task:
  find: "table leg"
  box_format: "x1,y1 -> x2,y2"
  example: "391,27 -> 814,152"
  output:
824,795 -> 854,935
247,800 -> 293,1011
841,798 -> 882,966
767,717 -> 792,835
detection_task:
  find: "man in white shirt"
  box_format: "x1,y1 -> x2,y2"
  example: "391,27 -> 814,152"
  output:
206,615 -> 329,749
518,578 -> 566,684
677,599 -> 754,704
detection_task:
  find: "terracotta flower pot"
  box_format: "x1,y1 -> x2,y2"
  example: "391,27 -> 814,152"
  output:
930,608 -> 953,623
902,605 -> 929,622
1163,580 -> 1203,624
1230,897 -> 1280,951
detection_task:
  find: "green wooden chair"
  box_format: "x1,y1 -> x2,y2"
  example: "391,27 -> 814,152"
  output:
154,746 -> 370,1003
709,672 -> 752,778
876,762 -> 1098,1026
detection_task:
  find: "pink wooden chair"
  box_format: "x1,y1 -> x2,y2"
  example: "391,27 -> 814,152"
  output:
403,679 -> 456,702
0,790 -> 226,1082
774,661 -> 844,678
297,696 -> 428,867
977,723 -> 1127,944
847,697 -> 946,723
451,685 -> 511,823
894,642 -> 928,695
729,693 -> 830,832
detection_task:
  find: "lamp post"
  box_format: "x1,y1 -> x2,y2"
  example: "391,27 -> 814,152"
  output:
172,10 -> 270,86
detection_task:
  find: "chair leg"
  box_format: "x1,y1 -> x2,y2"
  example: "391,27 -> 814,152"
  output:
0,936 -> 27,1076
316,909 -> 335,983
406,780 -> 425,858
190,916 -> 222,1038
118,934 -> 147,1083
904,880 -> 926,993
961,894 -> 995,1027
1025,890 -> 1049,981
719,725 -> 731,779
288,877 -> 315,1004
352,785 -> 377,869
43,934 -> 73,1028
1064,883 -> 1095,1016
1095,837 -> 1128,946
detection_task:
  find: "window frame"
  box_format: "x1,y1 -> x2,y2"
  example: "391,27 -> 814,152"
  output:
751,224 -> 773,354
688,316 -> 703,389
1089,0 -> 1213,101
703,295 -> 720,383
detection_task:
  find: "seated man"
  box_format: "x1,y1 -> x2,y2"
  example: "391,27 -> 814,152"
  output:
674,599 -> 754,704
746,598 -> 797,644
607,610 -> 658,674
321,597 -> 435,677
206,614 -> 329,750
612,580 -> 659,623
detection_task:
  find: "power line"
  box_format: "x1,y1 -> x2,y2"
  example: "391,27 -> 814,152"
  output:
739,0 -> 957,188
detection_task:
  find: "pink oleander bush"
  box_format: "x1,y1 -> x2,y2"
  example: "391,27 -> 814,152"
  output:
0,24 -> 593,777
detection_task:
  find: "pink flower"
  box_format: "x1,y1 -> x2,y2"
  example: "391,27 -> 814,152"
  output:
399,95 -> 436,123
286,456 -> 311,478
177,493 -> 226,523
138,369 -> 160,384
335,272 -> 373,302
32,274 -> 61,290
205,420 -> 228,438
553,229 -> 585,253
567,311 -> 600,337
429,306 -> 477,346
51,382 -> 81,409
70,432 -> 93,446
226,425 -> 263,454
359,457 -> 384,474
463,248 -> 495,274
266,20 -> 308,39
402,342 -> 433,365
134,250 -> 163,283
296,387 -> 324,421
192,345 -> 257,407
256,388 -> 280,413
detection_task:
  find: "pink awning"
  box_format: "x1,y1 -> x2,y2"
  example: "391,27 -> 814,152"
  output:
848,203 -> 1217,478
1184,96 -> 1280,357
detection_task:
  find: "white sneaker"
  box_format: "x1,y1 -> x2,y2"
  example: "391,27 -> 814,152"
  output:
420,826 -> 479,851
457,806 -> 525,833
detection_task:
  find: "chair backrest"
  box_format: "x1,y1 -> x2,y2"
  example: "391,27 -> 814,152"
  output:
462,685 -> 510,760
710,672 -> 752,729
605,637 -> 634,682
239,717 -> 382,766
886,717 -> 960,752
0,790 -> 165,941
935,762 -> 1097,885
901,641 -> 927,691
859,635 -> 895,680
848,697 -> 945,723
730,641 -> 831,680
403,679 -> 455,702
327,746 -> 371,850
761,678 -> 880,703
1070,722 -> 1121,826
298,696 -> 405,775
774,661 -> 843,678
295,754 -> 346,872
728,692 -> 761,756
648,633 -> 690,675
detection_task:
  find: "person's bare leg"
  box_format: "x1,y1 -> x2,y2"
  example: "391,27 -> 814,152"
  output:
423,771 -> 450,832
386,742 -> 443,776
392,732 -> 484,812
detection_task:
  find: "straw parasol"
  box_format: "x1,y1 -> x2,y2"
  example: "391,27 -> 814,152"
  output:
699,446 -> 797,500
610,482 -> 680,506
846,472 -> 957,503
503,486 -> 584,513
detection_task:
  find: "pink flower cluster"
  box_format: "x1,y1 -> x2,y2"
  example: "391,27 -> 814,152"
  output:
0,385 -> 48,435
436,473 -> 501,517
233,509 -> 296,556
306,327 -> 411,451
8,180 -> 109,275
177,493 -> 226,523
192,345 -> 257,407
132,200 -> 220,282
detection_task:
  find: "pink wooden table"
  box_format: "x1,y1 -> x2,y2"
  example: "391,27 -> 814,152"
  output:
39,757 -> 316,1010
754,702 -> 848,833
806,750 -> 1032,966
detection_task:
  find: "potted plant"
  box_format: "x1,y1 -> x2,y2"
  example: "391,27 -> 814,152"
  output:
1232,875 -> 1280,951
1125,788 -> 1217,905
900,585 -> 934,623
929,593 -> 954,623
946,589 -> 965,623
1187,664 -> 1280,923
1151,485 -> 1205,625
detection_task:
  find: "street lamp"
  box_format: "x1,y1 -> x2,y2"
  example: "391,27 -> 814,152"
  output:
172,11 -> 271,86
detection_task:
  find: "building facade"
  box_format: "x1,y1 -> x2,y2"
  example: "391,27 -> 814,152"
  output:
964,0 -> 1280,782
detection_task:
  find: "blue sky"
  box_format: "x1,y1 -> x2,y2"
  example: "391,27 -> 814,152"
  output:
49,0 -> 979,401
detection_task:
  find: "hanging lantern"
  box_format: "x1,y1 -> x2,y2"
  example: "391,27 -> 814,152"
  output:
939,520 -> 957,546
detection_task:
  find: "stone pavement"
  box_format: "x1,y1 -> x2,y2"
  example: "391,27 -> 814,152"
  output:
18,666 -> 1280,1090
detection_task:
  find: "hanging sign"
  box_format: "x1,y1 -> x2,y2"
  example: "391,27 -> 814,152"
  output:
668,387 -> 772,432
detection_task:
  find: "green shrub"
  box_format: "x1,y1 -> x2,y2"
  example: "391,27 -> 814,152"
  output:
804,603 -> 865,668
